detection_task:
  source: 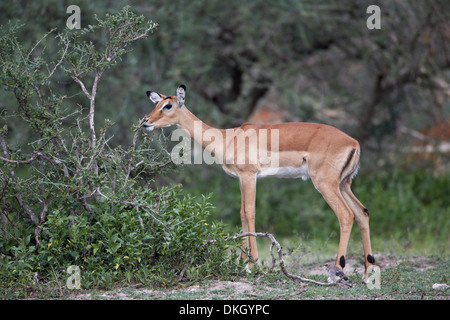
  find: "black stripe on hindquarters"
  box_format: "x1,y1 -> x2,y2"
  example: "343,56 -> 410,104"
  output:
340,148 -> 356,179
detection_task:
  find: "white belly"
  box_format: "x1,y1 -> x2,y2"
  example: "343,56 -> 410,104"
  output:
257,165 -> 310,180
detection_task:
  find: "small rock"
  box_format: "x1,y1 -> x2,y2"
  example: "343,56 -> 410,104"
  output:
432,283 -> 449,291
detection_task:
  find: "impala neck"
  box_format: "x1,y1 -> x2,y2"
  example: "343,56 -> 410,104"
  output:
177,106 -> 226,161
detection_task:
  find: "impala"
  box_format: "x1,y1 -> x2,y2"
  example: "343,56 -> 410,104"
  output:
143,85 -> 375,282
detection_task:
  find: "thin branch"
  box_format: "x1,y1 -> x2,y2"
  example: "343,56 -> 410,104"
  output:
43,39 -> 70,85
130,33 -> 150,42
0,149 -> 69,178
27,28 -> 56,59
178,255 -> 194,282
0,152 -> 39,164
124,117 -> 146,184
205,232 -> 339,287
87,70 -> 104,149
0,135 -> 39,226
72,76 -> 91,100
34,198 -> 49,246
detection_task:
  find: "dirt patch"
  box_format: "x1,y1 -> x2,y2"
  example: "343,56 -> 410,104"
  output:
69,254 -> 445,300
201,280 -> 255,296
72,287 -> 165,300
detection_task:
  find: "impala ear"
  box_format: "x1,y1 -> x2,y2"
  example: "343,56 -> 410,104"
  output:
176,85 -> 186,107
147,91 -> 163,104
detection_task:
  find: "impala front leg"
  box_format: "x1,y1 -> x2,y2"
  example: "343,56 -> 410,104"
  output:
239,190 -> 249,261
238,173 -> 258,266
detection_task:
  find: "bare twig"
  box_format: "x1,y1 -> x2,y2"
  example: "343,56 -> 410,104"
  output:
0,135 -> 40,226
50,265 -> 63,296
72,76 -> 91,100
0,152 -> 40,164
35,198 -> 49,246
27,28 -> 55,59
125,117 -> 146,184
178,255 -> 194,282
205,232 -> 339,287
88,70 -> 105,147
43,38 -> 70,85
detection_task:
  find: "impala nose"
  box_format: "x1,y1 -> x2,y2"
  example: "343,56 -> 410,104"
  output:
142,123 -> 154,131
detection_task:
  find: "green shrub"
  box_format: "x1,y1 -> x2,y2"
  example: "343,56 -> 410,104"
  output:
0,188 -> 239,291
0,8 -> 241,296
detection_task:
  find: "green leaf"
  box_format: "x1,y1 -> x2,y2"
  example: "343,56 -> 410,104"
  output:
92,243 -> 100,255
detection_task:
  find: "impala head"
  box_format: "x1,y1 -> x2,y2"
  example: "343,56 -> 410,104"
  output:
143,85 -> 186,132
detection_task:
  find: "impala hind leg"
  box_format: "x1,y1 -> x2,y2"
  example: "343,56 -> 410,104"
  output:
311,177 -> 355,277
341,179 -> 374,282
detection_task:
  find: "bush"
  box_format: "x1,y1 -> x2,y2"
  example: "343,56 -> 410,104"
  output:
1,187 -> 239,291
0,7 -> 240,295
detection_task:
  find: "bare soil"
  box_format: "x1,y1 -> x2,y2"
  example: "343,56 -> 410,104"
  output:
69,254 -> 447,300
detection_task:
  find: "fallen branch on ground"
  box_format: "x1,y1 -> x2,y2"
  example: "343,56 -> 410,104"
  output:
204,231 -> 348,287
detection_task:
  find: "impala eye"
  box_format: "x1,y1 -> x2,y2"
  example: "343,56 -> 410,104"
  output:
164,103 -> 172,110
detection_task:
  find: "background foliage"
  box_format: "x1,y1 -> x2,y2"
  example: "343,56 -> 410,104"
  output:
0,0 -> 449,296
